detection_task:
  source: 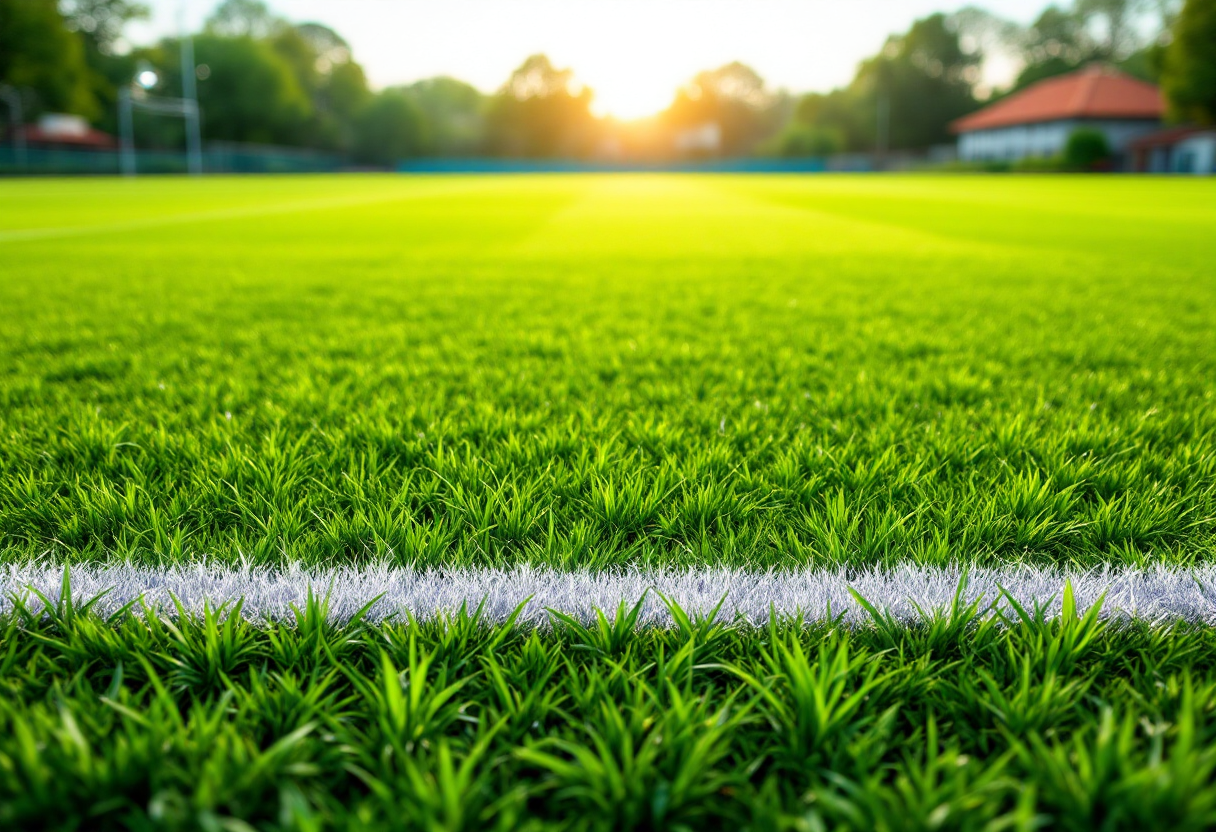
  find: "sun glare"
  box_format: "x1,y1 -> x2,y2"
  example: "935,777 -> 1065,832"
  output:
590,72 -> 678,121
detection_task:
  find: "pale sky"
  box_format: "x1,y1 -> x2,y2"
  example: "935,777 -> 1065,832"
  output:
133,0 -> 1055,119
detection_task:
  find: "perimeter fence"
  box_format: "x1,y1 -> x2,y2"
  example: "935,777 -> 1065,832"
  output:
0,145 -> 941,176
0,142 -> 345,175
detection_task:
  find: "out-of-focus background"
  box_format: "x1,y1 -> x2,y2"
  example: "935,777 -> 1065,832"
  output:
1,0 -> 1212,174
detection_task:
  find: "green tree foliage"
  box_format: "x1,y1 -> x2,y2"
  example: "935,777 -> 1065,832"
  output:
180,35 -> 311,145
767,123 -> 844,157
138,16 -> 372,152
60,0 -> 149,133
400,76 -> 486,155
860,14 -> 980,150
353,90 -> 426,164
60,0 -> 148,54
1162,0 -> 1216,124
1015,5 -> 1095,87
786,90 -> 868,152
268,23 -> 370,150
1075,0 -> 1156,57
204,0 -> 371,148
0,0 -> 98,119
485,54 -> 598,157
1011,0 -> 1177,89
784,14 -> 980,153
205,0 -> 282,39
663,62 -> 785,156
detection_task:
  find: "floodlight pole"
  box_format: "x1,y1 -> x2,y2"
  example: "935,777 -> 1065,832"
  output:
119,87 -> 136,176
0,85 -> 26,169
180,34 -> 203,175
876,92 -> 890,169
873,59 -> 891,171
114,0 -> 202,177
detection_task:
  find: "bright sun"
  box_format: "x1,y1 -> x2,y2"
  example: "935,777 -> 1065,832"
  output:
589,72 -> 678,121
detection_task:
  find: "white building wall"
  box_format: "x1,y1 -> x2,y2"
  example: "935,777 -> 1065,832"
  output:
673,122 -> 722,155
1174,134 -> 1216,174
1096,120 -> 1164,153
959,119 -> 1161,163
959,121 -> 1075,161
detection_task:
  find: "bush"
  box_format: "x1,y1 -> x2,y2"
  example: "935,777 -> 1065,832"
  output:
769,124 -> 844,158
1013,155 -> 1064,173
353,90 -> 427,166
1063,128 -> 1111,171
926,159 -> 1012,172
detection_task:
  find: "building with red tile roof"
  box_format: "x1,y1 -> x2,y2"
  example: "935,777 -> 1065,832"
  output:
951,65 -> 1163,167
1128,126 -> 1216,174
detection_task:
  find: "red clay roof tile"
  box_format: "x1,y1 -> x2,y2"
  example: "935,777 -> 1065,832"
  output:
952,65 -> 1163,133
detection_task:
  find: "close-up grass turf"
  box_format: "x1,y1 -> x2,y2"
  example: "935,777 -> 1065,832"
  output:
1,175 -> 1213,569
8,586 -> 1216,830
2,173 -> 1215,829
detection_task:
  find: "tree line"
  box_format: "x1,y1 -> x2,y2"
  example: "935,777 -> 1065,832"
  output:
1,0 -> 1213,163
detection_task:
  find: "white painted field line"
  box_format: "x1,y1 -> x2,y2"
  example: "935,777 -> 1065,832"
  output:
3,563 -> 1216,626
0,181 -> 478,244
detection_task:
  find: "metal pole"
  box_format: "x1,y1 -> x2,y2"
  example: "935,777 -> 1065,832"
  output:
13,101 -> 24,169
876,91 -> 890,168
179,0 -> 203,175
119,87 -> 136,176
0,86 -> 25,169
180,34 -> 203,175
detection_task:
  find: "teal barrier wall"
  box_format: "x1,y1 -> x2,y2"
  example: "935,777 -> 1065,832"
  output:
398,158 -> 834,174
0,145 -> 344,175
0,147 -> 854,176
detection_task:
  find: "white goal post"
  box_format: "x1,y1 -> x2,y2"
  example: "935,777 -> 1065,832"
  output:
118,35 -> 203,176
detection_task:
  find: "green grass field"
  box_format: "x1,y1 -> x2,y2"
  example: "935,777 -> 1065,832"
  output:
2,175 -> 1213,569
2,174 -> 1215,829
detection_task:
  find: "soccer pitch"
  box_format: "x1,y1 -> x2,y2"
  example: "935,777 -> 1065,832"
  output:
2,174 -> 1215,828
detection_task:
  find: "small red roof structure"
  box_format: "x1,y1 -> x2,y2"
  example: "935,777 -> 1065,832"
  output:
1127,125 -> 1208,150
951,65 -> 1163,134
23,125 -> 116,148
1126,124 -> 1216,173
22,114 -> 116,149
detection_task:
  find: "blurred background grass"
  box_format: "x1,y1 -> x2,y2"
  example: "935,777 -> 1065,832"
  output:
1,174 -> 1213,569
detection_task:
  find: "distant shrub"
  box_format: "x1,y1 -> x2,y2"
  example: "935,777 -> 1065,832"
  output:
769,124 -> 844,157
1063,128 -> 1112,171
929,159 -> 1013,173
353,90 -> 427,166
1013,155 -> 1065,173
